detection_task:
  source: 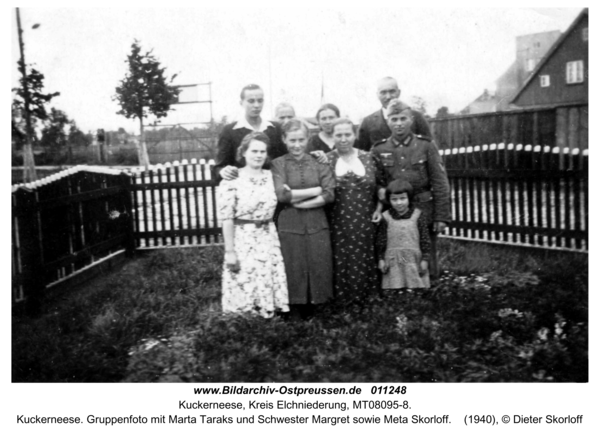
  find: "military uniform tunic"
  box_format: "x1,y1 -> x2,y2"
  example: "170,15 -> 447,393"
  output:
372,133 -> 451,224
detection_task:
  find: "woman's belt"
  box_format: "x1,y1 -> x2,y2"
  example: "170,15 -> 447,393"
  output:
233,218 -> 271,228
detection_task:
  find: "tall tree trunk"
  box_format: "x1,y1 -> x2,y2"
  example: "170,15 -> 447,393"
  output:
138,117 -> 149,168
22,142 -> 37,182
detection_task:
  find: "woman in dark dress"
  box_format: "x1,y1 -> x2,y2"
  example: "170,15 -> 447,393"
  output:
307,103 -> 340,153
271,119 -> 335,318
327,118 -> 384,301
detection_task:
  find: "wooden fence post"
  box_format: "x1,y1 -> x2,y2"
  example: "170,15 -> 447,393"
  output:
14,188 -> 45,314
120,173 -> 136,256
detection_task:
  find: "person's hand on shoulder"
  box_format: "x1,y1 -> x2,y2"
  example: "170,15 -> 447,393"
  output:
310,151 -> 328,164
220,166 -> 239,181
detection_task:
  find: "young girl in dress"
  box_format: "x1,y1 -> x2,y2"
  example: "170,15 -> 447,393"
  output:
376,179 -> 431,290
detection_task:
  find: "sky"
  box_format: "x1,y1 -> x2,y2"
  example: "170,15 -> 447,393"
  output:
10,6 -> 583,135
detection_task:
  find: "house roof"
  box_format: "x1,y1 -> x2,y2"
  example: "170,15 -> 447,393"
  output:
510,8 -> 588,103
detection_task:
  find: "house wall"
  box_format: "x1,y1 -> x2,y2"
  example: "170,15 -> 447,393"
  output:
464,30 -> 562,114
515,31 -> 562,86
514,14 -> 588,107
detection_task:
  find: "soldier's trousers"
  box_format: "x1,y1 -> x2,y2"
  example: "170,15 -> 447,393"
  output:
414,201 -> 440,280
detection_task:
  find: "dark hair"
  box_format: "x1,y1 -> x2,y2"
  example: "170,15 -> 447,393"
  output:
240,84 -> 262,100
315,103 -> 341,121
236,131 -> 271,166
385,179 -> 414,203
331,117 -> 354,133
281,118 -> 309,139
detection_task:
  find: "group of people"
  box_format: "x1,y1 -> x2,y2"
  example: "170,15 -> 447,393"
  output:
215,77 -> 451,319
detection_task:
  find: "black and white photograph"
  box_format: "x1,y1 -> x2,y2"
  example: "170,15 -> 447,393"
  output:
8,3 -> 594,433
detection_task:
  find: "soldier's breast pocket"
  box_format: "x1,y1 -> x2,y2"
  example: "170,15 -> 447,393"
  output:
411,158 -> 429,182
380,153 -> 395,167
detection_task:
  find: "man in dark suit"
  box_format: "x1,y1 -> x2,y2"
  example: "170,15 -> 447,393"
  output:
355,77 -> 432,152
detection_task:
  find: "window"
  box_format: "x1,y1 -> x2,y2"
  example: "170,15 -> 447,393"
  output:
526,58 -> 536,72
540,75 -> 550,87
566,61 -> 584,84
582,27 -> 588,42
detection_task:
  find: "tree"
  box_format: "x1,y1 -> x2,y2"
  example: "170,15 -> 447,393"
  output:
12,66 -> 60,178
410,96 -> 428,116
11,100 -> 26,150
205,115 -> 228,137
13,67 -> 60,129
40,108 -> 70,149
113,40 -> 180,167
67,122 -> 90,148
436,106 -> 450,118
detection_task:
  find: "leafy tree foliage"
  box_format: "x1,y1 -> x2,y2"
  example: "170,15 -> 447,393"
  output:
206,115 -> 228,137
67,122 -> 91,148
12,100 -> 27,149
12,65 -> 59,147
113,40 -> 180,167
40,108 -> 70,149
410,96 -> 428,116
12,63 -> 59,178
436,106 -> 451,118
12,65 -> 60,131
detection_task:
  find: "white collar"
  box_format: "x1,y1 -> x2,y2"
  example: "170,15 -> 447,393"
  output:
233,117 -> 274,132
381,107 -> 389,120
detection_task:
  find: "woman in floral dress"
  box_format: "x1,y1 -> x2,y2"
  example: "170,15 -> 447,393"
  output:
217,132 -> 289,318
327,118 -> 385,301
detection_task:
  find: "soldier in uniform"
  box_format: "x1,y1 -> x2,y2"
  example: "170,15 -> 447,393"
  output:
356,76 -> 432,152
372,99 -> 450,279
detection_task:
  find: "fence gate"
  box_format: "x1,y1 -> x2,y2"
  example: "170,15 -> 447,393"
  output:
12,167 -> 134,306
130,159 -> 221,248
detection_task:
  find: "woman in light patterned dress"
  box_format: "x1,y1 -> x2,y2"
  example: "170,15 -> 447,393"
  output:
217,132 -> 289,318
326,118 -> 385,301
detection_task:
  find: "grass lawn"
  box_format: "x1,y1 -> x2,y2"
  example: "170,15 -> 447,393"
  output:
12,238 -> 588,382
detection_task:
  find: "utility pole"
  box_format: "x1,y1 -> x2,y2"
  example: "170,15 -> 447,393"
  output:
16,7 -> 37,182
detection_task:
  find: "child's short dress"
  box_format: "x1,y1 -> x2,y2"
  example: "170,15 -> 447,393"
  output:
379,207 -> 430,289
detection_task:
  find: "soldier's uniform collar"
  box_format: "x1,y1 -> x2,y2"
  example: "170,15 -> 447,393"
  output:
392,133 -> 414,147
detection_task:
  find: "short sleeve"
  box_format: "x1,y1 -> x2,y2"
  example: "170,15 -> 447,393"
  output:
217,180 -> 237,220
317,161 -> 335,204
